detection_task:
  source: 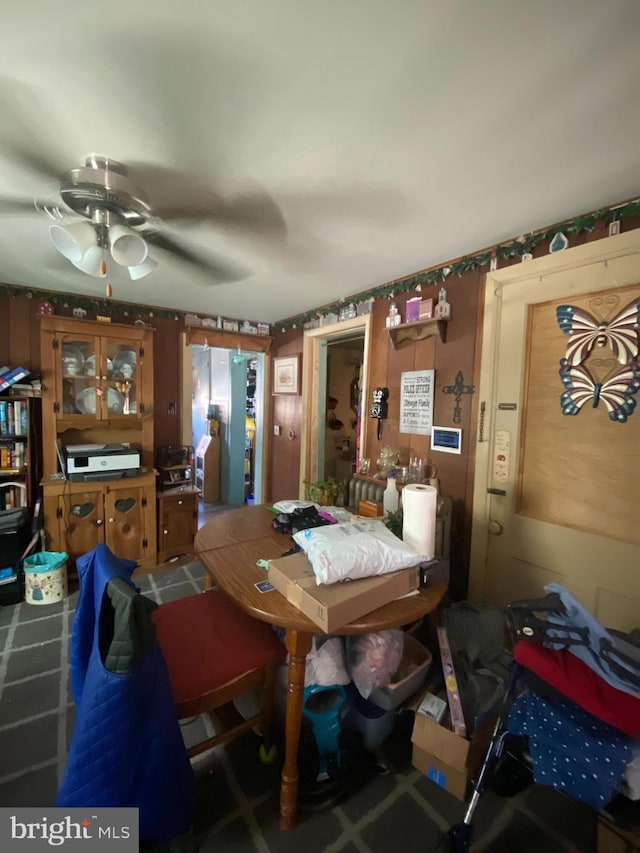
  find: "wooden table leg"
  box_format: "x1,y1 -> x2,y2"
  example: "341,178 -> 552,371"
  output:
279,628 -> 313,831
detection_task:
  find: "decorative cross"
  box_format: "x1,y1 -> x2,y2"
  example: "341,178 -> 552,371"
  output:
443,371 -> 475,424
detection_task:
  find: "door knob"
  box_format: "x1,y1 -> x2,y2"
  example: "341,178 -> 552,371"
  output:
95,519 -> 103,526
163,529 -> 169,535
488,520 -> 503,535
109,517 -> 115,523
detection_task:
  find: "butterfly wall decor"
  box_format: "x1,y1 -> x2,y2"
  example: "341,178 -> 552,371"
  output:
559,358 -> 640,423
556,298 -> 640,366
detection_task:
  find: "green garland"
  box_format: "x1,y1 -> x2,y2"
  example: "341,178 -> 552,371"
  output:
0,286 -> 185,321
2,198 -> 638,330
276,198 -> 640,331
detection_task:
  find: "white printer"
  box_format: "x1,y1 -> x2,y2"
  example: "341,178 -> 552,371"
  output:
65,443 -> 141,481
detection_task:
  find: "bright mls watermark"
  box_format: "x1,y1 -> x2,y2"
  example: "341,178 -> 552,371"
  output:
0,808 -> 138,850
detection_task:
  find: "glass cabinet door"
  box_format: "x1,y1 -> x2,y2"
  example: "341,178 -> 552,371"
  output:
57,334 -> 143,419
58,333 -> 100,418
103,338 -> 140,417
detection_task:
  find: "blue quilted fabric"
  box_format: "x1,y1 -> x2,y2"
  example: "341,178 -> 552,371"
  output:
56,544 -> 194,843
507,688 -> 631,808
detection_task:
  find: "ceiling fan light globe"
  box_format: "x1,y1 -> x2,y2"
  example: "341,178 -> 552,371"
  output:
72,245 -> 107,278
49,221 -> 96,263
128,256 -> 158,280
109,224 -> 148,267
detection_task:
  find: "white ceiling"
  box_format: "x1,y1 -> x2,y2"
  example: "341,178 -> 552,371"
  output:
1,1 -> 639,325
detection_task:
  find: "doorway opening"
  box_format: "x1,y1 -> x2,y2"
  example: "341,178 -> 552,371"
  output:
183,340 -> 266,520
323,338 -> 365,485
300,314 -> 372,496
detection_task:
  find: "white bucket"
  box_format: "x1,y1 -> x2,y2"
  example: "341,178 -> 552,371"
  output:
24,552 -> 69,605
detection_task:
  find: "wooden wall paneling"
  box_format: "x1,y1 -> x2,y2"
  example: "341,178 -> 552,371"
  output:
361,301 -> 390,467
0,293 -> 10,367
459,269 -> 488,596
29,307 -> 41,372
380,324 -> 416,456
433,269 -> 483,596
271,394 -> 302,502
7,296 -> 33,370
405,334 -> 436,464
153,317 -> 182,452
0,293 -> 35,370
269,328 -> 303,502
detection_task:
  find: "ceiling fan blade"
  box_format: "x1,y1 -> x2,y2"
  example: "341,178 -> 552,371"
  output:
144,230 -> 249,283
103,30 -> 251,175
0,79 -> 69,181
0,195 -> 68,220
0,196 -> 40,215
128,163 -> 287,241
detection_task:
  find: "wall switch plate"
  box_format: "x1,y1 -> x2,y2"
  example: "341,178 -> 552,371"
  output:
274,425 -> 281,435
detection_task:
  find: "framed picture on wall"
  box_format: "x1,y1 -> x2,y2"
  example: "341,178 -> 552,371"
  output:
273,355 -> 301,395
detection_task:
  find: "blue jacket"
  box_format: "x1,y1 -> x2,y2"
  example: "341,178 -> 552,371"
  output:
57,544 -> 193,843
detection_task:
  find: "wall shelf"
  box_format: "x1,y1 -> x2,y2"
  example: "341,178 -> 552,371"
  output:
185,326 -> 272,354
387,317 -> 447,349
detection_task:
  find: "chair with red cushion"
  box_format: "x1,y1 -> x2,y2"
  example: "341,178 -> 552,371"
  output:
152,590 -> 287,759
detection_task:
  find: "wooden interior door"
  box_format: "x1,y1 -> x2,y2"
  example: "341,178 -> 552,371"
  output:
470,231 -> 640,632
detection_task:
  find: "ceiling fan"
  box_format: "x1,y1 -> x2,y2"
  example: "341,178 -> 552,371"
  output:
0,79 -> 288,286
0,56 -> 402,293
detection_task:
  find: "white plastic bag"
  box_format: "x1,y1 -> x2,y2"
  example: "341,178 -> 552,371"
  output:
305,637 -> 351,687
347,630 -> 405,699
272,499 -> 319,513
292,518 -> 426,584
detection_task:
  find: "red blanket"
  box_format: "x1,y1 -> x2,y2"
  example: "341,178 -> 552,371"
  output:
514,641 -> 640,738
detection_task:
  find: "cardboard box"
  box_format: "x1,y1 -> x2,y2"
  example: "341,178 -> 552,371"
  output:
409,686 -> 495,800
358,499 -> 383,517
597,817 -> 640,853
267,552 -> 420,633
419,298 -> 434,319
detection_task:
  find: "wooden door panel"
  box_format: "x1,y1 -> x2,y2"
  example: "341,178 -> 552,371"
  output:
60,491 -> 104,558
105,485 -> 145,561
161,506 -> 194,552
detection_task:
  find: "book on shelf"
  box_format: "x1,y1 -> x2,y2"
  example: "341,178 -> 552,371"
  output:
0,400 -> 29,436
0,441 -> 25,468
7,383 -> 41,397
0,366 -> 30,393
0,482 -> 26,510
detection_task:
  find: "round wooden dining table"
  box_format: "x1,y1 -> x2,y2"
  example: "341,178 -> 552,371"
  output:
195,504 -> 448,830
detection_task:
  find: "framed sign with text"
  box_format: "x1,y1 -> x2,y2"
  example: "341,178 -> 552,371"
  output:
400,369 -> 434,435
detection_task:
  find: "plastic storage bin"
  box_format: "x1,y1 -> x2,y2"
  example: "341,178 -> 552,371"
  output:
353,691 -> 396,751
369,634 -> 433,711
24,551 -> 68,605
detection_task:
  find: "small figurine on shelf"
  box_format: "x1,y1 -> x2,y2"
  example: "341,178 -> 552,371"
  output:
435,287 -> 451,320
115,380 -> 132,414
385,302 -> 400,328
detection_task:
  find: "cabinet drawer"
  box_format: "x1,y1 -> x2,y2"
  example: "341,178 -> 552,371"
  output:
159,493 -> 194,513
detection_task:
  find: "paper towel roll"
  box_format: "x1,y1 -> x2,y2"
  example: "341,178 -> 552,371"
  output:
402,483 -> 438,560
